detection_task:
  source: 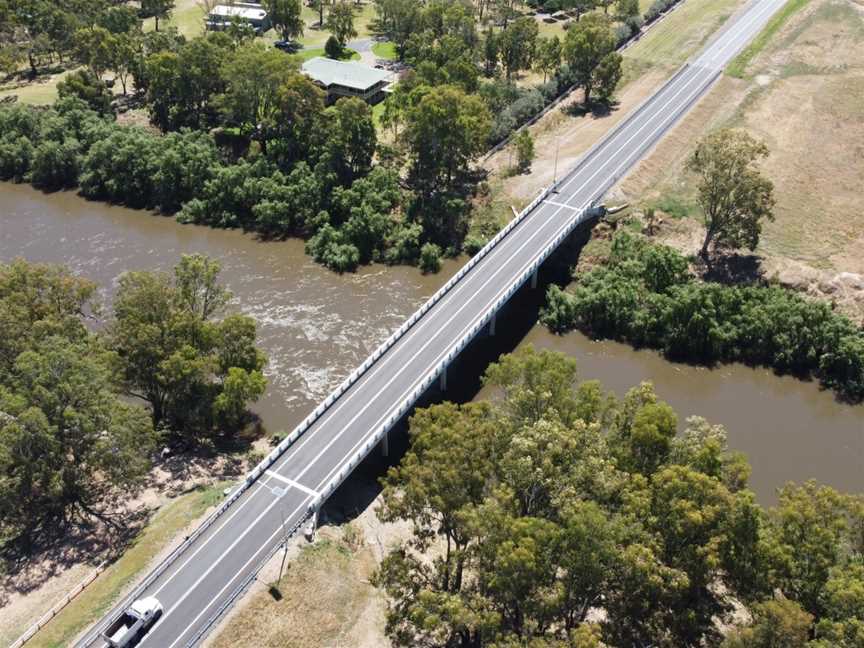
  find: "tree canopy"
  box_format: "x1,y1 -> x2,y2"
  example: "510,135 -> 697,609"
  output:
0,260 -> 156,542
376,345 -> 864,647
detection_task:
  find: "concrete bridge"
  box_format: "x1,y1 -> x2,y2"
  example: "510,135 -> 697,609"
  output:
76,1 -> 788,645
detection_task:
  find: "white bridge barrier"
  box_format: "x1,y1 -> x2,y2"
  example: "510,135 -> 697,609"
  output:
76,181 -> 555,648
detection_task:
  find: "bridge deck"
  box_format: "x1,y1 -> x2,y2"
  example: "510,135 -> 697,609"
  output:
78,1 -> 788,645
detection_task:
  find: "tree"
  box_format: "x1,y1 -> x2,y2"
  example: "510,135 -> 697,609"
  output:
57,68 -> 113,114
144,33 -> 231,130
723,599 -> 813,648
687,129 -> 776,261
74,26 -> 115,78
403,84 -> 491,246
265,0 -> 304,41
497,16 -> 538,81
217,43 -> 298,149
110,255 -> 266,438
593,51 -> 621,103
142,0 -> 175,31
563,14 -> 617,104
372,0 -> 418,59
326,0 -> 358,46
322,97 -> 377,185
514,129 -> 534,173
311,0 -> 329,28
615,0 -> 640,25
107,30 -> 139,95
0,260 -> 156,539
534,35 -> 561,83
98,5 -> 141,35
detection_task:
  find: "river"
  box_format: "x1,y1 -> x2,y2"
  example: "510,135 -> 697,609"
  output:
1,183 -> 861,503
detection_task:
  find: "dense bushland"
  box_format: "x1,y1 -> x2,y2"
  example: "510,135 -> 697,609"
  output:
376,345 -> 864,647
540,232 -> 864,401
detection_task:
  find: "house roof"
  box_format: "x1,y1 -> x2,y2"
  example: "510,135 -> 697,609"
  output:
301,57 -> 392,92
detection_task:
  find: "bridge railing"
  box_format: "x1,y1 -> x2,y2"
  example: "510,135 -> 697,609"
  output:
308,200 -> 592,513
75,178 -> 555,648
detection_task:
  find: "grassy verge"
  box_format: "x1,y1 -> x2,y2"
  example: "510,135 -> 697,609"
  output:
623,0 -> 745,68
24,483 -> 229,648
371,40 -> 397,60
726,0 -> 812,77
209,535 -> 378,648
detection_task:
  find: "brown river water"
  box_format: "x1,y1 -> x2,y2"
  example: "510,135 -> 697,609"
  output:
1,183 -> 861,503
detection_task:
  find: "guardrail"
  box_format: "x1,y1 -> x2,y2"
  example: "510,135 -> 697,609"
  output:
77,40 -> 725,648
11,562 -> 107,648
484,0 -> 689,162
182,511 -> 312,648
75,181 -> 555,648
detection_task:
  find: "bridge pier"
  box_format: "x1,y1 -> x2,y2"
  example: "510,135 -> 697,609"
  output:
489,313 -> 496,336
440,366 -> 447,391
530,269 -> 538,289
304,510 -> 318,542
380,430 -> 389,457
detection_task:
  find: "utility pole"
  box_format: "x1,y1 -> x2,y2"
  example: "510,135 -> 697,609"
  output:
552,134 -> 561,191
271,486 -> 290,590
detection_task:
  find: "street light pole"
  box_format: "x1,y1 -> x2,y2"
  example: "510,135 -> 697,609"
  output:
552,134 -> 560,191
269,486 -> 290,590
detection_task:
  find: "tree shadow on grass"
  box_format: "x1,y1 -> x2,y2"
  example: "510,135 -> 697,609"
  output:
0,506 -> 148,604
699,251 -> 767,285
563,98 -> 620,119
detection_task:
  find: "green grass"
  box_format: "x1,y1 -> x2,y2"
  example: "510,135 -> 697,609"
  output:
24,483 -> 230,648
371,40 -> 397,60
142,0 -> 205,37
726,0 -> 812,78
296,47 -> 361,62
372,99 -> 387,127
650,194 -> 696,219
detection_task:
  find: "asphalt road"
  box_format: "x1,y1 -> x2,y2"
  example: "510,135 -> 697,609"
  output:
77,0 -> 788,645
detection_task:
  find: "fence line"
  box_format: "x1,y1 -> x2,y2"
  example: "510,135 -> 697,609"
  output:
10,561 -> 107,648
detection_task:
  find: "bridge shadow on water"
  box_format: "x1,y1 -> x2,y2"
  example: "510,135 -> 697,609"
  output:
321,218 -> 598,526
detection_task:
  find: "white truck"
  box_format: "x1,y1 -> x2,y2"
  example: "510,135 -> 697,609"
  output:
101,597 -> 163,647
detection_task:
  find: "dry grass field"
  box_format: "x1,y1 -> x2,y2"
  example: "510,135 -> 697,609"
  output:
617,0 -> 864,278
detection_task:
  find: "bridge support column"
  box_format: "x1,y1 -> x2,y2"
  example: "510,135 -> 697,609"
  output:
440,366 -> 447,391
304,510 -> 318,543
530,269 -> 538,289
380,430 -> 389,458
489,313 -> 496,336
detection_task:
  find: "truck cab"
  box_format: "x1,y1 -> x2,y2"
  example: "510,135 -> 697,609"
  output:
101,597 -> 163,647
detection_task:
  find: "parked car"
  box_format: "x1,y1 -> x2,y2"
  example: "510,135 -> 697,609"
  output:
274,40 -> 301,53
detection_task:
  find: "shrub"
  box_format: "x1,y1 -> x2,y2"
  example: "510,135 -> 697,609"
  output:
31,138 -> 81,190
541,232 -> 864,401
325,35 -> 343,59
419,242 -> 442,274
0,136 -> 34,181
614,23 -> 633,47
57,69 -> 113,115
306,224 -> 361,272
